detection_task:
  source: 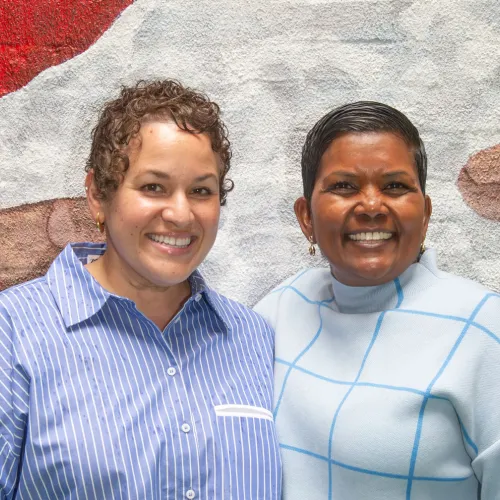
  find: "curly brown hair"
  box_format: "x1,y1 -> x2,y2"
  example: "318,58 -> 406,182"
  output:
85,79 -> 233,205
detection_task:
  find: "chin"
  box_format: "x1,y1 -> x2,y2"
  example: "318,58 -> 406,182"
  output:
135,263 -> 193,289
334,259 -> 397,286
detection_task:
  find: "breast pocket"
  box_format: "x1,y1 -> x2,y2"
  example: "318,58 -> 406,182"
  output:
213,403 -> 281,498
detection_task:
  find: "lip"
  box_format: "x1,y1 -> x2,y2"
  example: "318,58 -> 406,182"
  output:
346,238 -> 394,248
345,229 -> 396,235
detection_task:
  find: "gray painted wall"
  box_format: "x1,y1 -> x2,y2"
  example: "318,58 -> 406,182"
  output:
1,0 -> 499,303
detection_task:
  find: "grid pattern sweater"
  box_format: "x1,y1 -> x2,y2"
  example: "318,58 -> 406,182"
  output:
255,249 -> 500,500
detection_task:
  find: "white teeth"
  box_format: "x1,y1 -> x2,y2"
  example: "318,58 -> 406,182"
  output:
348,232 -> 393,241
149,234 -> 192,247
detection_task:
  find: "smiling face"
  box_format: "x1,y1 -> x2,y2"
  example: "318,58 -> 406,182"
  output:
87,120 -> 221,291
295,132 -> 432,287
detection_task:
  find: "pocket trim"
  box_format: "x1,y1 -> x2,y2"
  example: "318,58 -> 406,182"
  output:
214,404 -> 273,422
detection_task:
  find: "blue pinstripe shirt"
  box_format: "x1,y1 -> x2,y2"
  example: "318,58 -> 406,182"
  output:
0,243 -> 282,500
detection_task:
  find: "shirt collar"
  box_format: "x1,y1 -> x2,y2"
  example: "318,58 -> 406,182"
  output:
47,243 -> 230,331
188,269 -> 231,333
46,243 -> 110,328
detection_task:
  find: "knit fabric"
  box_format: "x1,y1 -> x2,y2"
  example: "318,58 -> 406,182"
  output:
254,249 -> 500,500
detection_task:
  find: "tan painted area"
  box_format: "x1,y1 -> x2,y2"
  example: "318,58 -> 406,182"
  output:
457,144 -> 500,222
0,197 -> 104,291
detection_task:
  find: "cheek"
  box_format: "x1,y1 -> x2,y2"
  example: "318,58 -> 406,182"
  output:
311,199 -> 347,231
198,205 -> 220,233
399,205 -> 427,233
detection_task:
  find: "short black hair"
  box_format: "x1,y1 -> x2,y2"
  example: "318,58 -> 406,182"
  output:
301,101 -> 427,201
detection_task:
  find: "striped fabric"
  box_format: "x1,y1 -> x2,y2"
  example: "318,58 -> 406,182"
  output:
0,243 -> 282,500
255,249 -> 500,500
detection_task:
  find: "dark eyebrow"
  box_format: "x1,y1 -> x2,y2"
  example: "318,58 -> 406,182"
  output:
193,173 -> 219,183
323,171 -> 358,180
145,169 -> 170,179
382,171 -> 414,179
142,170 -> 218,182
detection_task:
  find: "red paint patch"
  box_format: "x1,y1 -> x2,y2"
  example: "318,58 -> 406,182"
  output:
457,144 -> 500,222
0,0 -> 133,97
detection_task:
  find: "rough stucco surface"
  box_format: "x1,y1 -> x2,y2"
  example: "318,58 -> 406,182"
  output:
1,0 -> 500,302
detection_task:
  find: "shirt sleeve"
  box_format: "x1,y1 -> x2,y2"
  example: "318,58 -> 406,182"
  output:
0,303 -> 28,500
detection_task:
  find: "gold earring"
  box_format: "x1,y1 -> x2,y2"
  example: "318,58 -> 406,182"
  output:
420,241 -> 426,255
96,212 -> 105,233
308,236 -> 316,256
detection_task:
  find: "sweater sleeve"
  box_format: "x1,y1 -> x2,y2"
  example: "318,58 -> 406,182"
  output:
0,303 -> 28,500
461,293 -> 500,499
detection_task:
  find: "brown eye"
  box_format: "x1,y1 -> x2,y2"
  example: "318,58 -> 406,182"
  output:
385,182 -> 409,192
192,187 -> 212,196
326,182 -> 357,193
142,184 -> 163,192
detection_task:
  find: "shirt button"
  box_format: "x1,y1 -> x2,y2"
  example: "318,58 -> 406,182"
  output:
167,367 -> 177,376
185,490 -> 196,499
181,423 -> 191,433
194,294 -> 202,302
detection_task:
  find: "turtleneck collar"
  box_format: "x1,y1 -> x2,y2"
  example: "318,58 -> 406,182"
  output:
329,249 -> 439,314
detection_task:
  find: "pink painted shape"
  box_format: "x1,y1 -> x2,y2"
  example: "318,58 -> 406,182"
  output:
0,197 -> 104,291
457,144 -> 500,222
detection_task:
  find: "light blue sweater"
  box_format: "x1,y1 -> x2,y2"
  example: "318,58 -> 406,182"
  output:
255,249 -> 500,500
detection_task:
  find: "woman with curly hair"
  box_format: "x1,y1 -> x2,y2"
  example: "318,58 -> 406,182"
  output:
0,80 -> 282,499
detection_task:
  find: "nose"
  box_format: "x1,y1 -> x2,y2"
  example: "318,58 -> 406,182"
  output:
161,192 -> 194,228
353,187 -> 389,220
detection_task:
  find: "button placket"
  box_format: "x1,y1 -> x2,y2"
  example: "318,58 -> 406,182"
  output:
185,489 -> 196,499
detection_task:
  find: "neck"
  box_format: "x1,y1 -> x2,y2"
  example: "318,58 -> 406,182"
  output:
328,250 -> 438,314
86,251 -> 191,330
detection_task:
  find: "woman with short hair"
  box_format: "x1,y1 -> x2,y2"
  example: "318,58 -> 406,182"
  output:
0,80 -> 282,499
255,101 -> 500,500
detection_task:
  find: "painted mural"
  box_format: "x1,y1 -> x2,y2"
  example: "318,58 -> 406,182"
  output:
0,0 -> 133,97
1,0 -> 499,300
458,144 -> 500,223
0,0 -> 127,290
0,198 -> 104,290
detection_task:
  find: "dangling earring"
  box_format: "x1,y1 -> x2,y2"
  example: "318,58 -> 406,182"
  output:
420,241 -> 426,255
96,212 -> 105,233
308,235 -> 316,256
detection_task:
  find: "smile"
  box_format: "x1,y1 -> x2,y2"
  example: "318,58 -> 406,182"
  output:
147,234 -> 193,248
347,231 -> 393,241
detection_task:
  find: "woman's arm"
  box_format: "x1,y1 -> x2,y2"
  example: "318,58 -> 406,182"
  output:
0,303 -> 28,500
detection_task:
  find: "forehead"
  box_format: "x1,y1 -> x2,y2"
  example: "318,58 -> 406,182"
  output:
128,120 -> 219,172
319,131 -> 416,176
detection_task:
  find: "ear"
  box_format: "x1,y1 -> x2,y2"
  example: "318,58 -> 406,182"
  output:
422,194 -> 432,240
294,196 -> 314,242
85,170 -> 105,224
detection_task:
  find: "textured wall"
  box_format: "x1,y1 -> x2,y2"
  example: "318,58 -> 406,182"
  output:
1,0 -> 499,303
